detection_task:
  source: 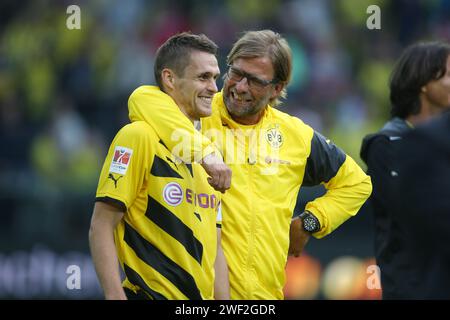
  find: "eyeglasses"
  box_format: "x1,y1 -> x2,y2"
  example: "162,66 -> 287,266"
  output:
226,65 -> 278,90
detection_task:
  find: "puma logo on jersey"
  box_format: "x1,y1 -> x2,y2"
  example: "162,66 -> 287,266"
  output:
108,173 -> 123,188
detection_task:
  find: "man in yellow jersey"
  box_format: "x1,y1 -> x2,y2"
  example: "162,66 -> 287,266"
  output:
129,30 -> 372,299
89,32 -> 230,300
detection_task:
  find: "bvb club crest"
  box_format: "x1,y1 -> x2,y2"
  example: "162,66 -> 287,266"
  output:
265,125 -> 283,148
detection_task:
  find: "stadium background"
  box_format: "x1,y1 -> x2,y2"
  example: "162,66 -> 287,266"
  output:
0,0 -> 449,299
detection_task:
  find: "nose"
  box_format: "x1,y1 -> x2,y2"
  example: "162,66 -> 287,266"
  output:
208,78 -> 218,93
234,77 -> 250,93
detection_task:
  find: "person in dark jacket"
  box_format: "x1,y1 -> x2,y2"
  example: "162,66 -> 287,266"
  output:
393,111 -> 450,299
360,41 -> 450,299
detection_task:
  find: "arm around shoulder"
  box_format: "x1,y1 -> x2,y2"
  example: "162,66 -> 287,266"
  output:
128,86 -> 218,163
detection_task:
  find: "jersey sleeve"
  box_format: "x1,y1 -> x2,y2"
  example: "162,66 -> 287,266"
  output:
128,86 -> 218,163
95,122 -> 153,212
302,131 -> 373,239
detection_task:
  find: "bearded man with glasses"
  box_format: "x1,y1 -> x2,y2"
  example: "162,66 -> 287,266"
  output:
130,30 -> 372,299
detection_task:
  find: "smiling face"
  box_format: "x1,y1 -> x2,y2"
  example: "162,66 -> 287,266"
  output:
223,56 -> 283,125
170,50 -> 220,121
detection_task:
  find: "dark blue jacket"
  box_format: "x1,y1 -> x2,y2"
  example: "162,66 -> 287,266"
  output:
393,112 -> 450,299
360,117 -> 412,299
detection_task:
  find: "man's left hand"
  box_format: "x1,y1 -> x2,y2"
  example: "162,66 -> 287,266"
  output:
288,217 -> 310,257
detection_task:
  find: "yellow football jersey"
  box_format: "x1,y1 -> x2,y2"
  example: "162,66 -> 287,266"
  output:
128,86 -> 372,299
96,119 -> 221,300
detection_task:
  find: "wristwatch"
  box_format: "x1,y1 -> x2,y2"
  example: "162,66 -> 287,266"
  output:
299,210 -> 321,233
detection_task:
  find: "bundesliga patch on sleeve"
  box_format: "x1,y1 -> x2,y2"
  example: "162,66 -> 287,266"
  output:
109,146 -> 133,175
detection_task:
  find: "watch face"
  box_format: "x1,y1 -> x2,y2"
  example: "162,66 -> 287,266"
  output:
303,215 -> 319,232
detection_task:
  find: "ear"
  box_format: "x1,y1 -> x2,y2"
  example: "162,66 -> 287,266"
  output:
161,68 -> 176,91
271,82 -> 285,99
421,85 -> 428,93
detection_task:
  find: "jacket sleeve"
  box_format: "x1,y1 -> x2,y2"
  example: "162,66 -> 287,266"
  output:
364,136 -> 397,216
303,131 -> 372,239
128,86 -> 218,163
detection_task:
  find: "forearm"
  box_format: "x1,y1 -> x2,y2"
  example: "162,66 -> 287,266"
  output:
128,86 -> 217,163
89,203 -> 126,300
89,226 -> 126,299
214,231 -> 230,300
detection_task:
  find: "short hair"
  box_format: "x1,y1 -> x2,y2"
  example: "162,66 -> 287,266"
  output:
154,32 -> 218,89
390,41 -> 450,118
227,30 -> 292,106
